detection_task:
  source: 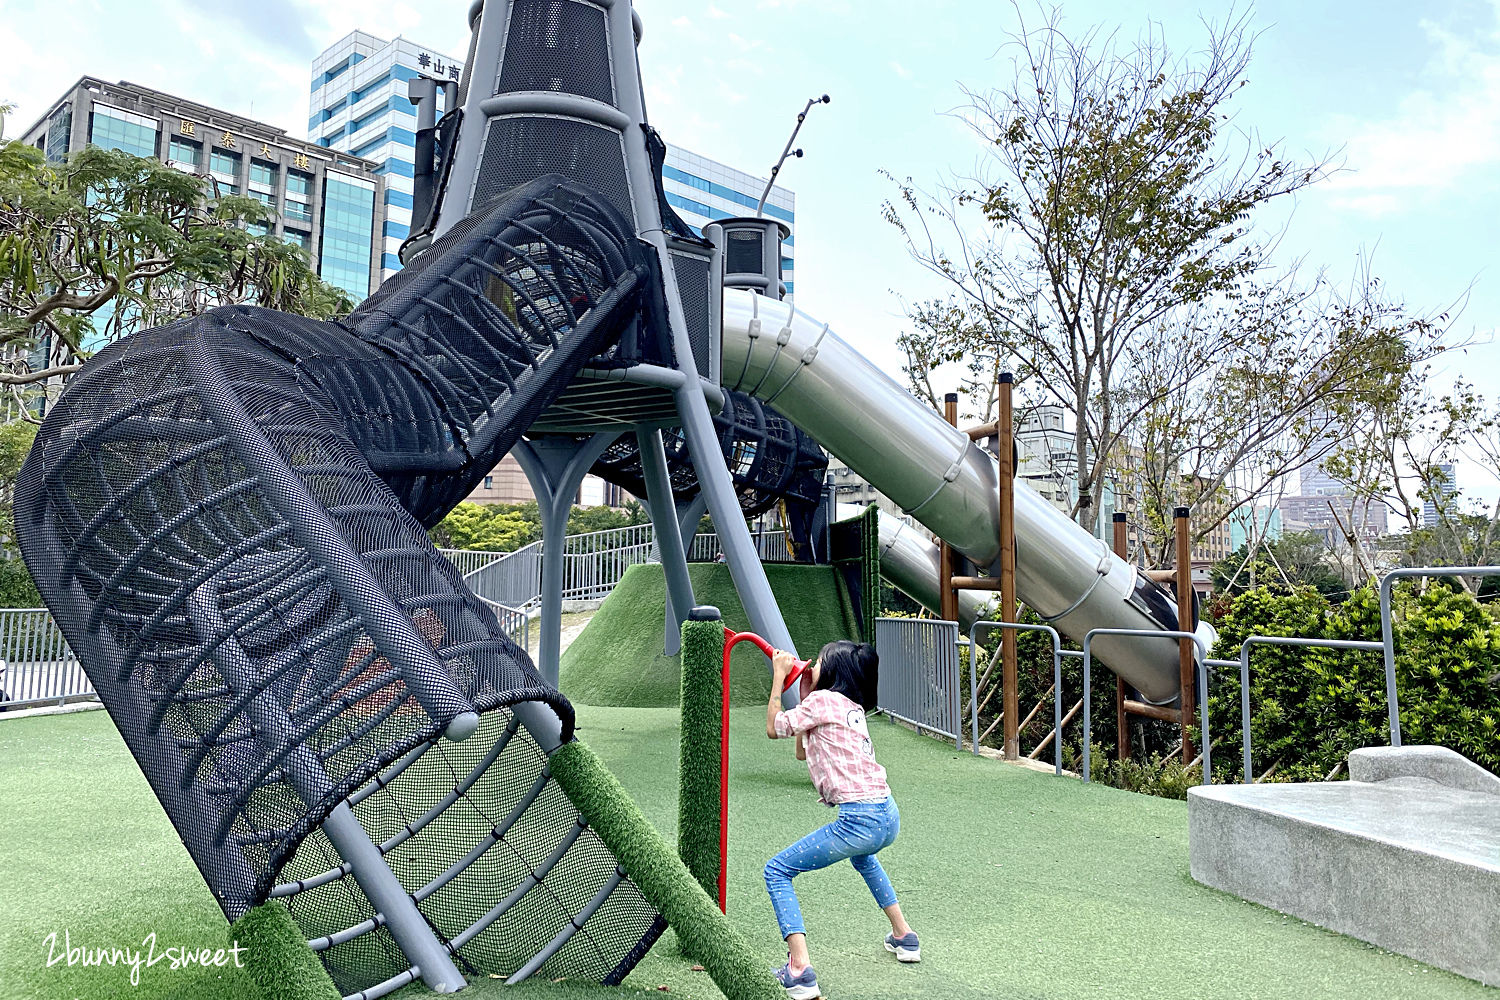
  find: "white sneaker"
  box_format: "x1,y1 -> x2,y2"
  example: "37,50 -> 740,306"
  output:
884,930 -> 921,962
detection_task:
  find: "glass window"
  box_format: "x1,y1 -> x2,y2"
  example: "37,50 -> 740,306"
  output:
249,160 -> 277,189
249,190 -> 275,209
484,476 -> 494,490
90,105 -> 157,158
246,222 -> 269,237
283,229 -> 311,256
286,170 -> 312,197
284,199 -> 312,223
318,173 -> 376,299
45,106 -> 72,162
169,137 -> 200,169
210,149 -> 239,176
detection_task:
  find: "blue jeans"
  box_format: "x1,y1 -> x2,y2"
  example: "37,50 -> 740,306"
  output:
764,796 -> 900,939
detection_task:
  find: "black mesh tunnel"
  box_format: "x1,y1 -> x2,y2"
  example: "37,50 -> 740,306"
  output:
590,390 -> 830,557
14,177 -> 665,993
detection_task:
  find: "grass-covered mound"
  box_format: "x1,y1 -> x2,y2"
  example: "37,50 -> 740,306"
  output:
559,563 -> 860,708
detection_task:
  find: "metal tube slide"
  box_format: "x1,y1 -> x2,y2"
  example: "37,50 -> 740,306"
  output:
722,290 -> 1215,705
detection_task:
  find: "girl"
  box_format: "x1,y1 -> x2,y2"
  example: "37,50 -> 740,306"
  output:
764,640 -> 919,999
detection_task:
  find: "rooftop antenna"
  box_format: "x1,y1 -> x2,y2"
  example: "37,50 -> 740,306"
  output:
755,93 -> 830,217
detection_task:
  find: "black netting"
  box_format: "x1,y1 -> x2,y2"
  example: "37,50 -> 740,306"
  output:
14,175 -> 666,987
498,0 -> 615,107
590,390 -> 829,552
471,116 -> 633,225
725,229 -> 763,276
670,251 -> 713,381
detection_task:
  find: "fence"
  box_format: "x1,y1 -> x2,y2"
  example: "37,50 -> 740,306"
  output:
436,548 -> 510,577
455,524 -> 794,611
0,609 -> 91,709
874,617 -> 963,747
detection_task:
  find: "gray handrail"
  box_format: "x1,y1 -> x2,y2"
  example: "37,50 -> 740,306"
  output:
1379,565 -> 1500,747
1082,629 -> 1208,785
968,620 -> 1064,773
1232,636 -> 1381,784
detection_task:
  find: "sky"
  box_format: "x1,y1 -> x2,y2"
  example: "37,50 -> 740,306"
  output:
2,0 -> 1499,507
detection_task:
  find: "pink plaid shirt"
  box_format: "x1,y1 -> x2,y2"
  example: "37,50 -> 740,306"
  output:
773,689 -> 890,806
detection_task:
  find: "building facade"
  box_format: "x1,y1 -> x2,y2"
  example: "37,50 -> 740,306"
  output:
19,77 -> 384,302
309,32 -> 464,284
308,32 -> 794,291
1422,463 -> 1458,527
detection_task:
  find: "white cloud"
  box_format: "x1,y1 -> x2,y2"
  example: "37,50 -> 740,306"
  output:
1325,4 -> 1500,215
890,61 -> 912,80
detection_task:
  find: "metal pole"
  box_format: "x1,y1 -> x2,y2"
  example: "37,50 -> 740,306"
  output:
637,428 -> 696,657
998,373 -> 1019,761
674,383 -> 800,707
1175,507 -> 1195,765
755,94 -> 831,217
1378,576 -> 1403,748
1112,511 -> 1129,763
939,393 -> 960,624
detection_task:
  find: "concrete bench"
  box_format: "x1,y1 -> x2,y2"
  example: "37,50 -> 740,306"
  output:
1189,746 -> 1500,986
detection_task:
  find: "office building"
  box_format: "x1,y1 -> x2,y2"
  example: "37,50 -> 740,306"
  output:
20,78 -> 384,303
1422,463 -> 1458,527
308,32 -> 794,291
309,32 -> 463,283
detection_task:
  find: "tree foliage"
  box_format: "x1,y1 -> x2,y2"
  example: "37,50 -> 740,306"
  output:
0,142 -> 352,410
883,4 -> 1442,557
1204,583 -> 1500,781
1211,530 -> 1348,598
429,498 -> 650,551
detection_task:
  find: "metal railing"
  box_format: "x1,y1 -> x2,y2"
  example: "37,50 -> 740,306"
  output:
0,608 -> 92,709
687,529 -> 793,563
875,617 -> 963,747
437,548 -> 510,577
1081,629 -> 1210,784
453,524 -> 796,611
969,621 -> 1065,772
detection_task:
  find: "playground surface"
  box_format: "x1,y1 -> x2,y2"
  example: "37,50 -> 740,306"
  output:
1,707 -> 1488,1000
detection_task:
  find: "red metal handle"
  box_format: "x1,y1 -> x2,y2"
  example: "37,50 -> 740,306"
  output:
715,628 -> 809,913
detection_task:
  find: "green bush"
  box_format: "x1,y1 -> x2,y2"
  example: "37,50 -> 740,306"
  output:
0,558 -> 41,608
1204,582 -> 1500,782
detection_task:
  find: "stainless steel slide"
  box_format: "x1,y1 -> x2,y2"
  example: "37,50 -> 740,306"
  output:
720,289 -> 1215,705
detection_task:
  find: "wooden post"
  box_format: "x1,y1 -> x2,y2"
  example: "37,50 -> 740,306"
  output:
998,374 -> 1019,760
938,394 -> 961,623
1112,512 -> 1129,763
1175,507 -> 1195,765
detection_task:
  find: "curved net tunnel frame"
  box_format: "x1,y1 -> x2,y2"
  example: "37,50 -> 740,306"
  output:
590,389 -> 830,552
14,176 -> 667,992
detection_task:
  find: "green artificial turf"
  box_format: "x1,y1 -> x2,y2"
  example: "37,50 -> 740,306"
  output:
228,902 -> 338,1000
677,616 -> 726,900
3,708 -> 1494,1000
549,740 -> 782,1000
558,563 -> 860,709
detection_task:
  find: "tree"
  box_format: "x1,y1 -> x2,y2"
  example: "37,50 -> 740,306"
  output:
429,502 -> 535,552
1211,531 -> 1347,598
0,142 -> 352,412
883,4 -> 1441,552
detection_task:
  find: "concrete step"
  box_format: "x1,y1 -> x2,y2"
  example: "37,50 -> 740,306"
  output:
1189,746 -> 1500,987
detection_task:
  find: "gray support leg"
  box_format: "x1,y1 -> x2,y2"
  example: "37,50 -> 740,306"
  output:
187,588 -> 467,994
637,429 -> 697,657
514,434 -> 620,688
659,493 -> 708,655
673,385 -> 800,707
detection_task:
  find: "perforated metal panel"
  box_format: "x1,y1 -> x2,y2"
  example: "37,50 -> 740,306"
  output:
470,115 -> 633,223
725,229 -> 763,276
498,0 -> 615,107
670,250 -> 714,383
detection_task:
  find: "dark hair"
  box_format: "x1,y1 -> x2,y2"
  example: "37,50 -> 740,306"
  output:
813,640 -> 879,711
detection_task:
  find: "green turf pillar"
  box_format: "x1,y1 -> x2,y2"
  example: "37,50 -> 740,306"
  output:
228,901 -> 340,1000
678,606 -> 726,898
548,740 -> 783,1000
